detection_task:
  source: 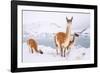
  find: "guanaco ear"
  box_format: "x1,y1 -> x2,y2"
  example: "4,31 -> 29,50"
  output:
66,16 -> 73,21
71,16 -> 73,20
66,16 -> 68,20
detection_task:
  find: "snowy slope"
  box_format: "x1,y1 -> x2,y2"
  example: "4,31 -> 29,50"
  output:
23,43 -> 90,63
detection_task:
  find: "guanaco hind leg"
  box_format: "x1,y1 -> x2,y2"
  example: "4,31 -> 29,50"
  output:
31,48 -> 34,53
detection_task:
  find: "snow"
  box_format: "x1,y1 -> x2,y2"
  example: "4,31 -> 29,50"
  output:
23,43 -> 90,63
22,10 -> 90,63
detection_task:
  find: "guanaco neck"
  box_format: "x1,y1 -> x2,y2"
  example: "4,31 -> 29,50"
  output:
66,22 -> 72,37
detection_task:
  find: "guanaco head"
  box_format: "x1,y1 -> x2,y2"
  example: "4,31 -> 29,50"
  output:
74,33 -> 79,37
66,16 -> 73,23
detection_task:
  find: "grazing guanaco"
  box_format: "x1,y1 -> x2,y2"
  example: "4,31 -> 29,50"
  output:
27,38 -> 43,54
54,16 -> 73,57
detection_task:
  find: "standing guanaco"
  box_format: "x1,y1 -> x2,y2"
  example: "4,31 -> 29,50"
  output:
54,16 -> 73,57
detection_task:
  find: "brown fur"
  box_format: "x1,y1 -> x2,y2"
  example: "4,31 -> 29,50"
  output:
27,38 -> 43,54
55,32 -> 67,46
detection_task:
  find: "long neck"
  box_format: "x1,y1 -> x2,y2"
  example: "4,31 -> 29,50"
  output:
66,22 -> 72,36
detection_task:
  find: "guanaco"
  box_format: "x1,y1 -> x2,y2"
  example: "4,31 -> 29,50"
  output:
67,33 -> 79,54
27,38 -> 43,54
54,16 -> 73,57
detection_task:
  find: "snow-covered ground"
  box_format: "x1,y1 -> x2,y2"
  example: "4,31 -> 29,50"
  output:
23,43 -> 90,63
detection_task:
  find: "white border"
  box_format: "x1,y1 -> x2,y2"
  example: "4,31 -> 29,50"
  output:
17,5 -> 94,68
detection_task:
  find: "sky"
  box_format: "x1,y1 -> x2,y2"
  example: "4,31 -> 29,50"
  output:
23,10 -> 90,34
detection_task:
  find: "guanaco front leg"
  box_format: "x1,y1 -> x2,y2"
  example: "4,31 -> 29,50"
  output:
61,47 -> 63,57
31,48 -> 34,53
64,47 -> 67,57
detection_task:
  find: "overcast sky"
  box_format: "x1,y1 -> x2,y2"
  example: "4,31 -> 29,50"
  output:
23,11 -> 90,34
